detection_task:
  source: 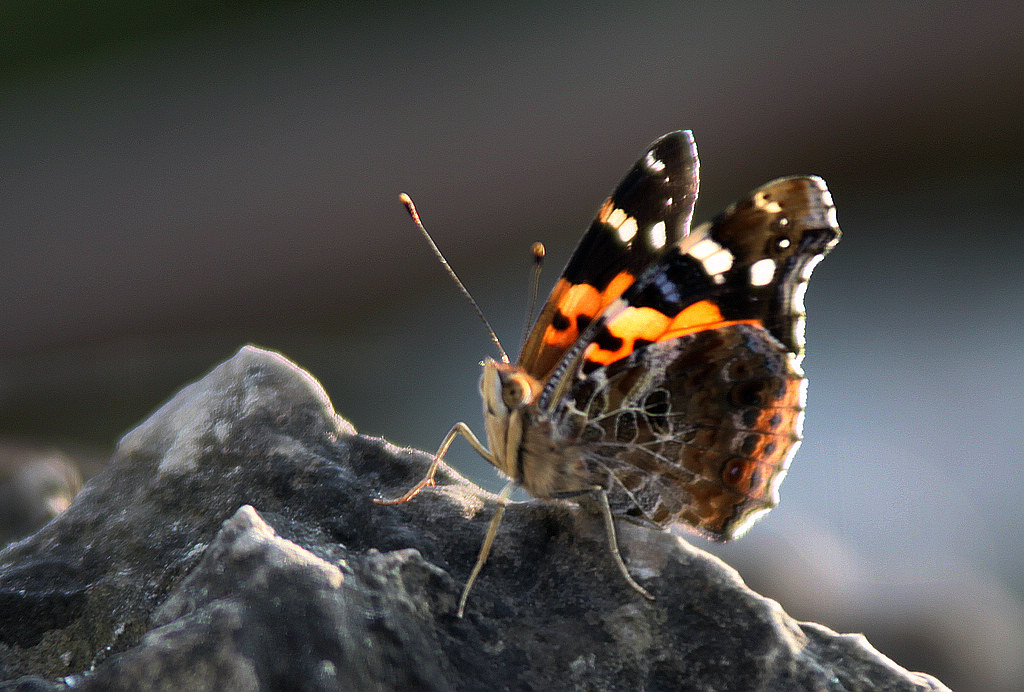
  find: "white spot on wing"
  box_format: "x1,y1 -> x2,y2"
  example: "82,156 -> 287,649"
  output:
617,217 -> 638,243
687,238 -> 720,260
755,191 -> 783,214
687,238 -> 734,277
645,150 -> 666,172
605,207 -> 643,245
749,258 -> 776,286
607,207 -> 627,229
648,221 -> 667,249
703,250 -> 732,276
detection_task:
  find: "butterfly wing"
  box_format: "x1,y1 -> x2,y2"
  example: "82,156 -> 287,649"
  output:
518,131 -> 700,380
542,176 -> 840,539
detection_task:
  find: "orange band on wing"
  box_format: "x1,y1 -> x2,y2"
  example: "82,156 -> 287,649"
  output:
540,271 -> 637,351
584,299 -> 761,366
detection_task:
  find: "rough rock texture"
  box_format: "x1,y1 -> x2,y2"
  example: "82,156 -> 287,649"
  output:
0,346 -> 949,691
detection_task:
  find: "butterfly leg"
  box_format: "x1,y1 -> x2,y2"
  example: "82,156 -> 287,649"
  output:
592,487 -> 655,601
375,422 -> 495,505
457,479 -> 516,618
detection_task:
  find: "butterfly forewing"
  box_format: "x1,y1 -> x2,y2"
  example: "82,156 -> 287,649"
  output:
519,131 -> 700,380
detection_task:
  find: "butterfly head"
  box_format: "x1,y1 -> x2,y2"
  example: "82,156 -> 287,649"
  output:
480,358 -> 542,478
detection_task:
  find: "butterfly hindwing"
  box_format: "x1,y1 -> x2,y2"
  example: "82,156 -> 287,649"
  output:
549,324 -> 805,539
518,131 -> 700,380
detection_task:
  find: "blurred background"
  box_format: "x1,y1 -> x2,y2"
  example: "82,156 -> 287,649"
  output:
1,3 -> 1021,689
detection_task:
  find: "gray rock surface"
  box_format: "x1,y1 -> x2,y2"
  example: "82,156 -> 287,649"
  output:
0,346 -> 949,691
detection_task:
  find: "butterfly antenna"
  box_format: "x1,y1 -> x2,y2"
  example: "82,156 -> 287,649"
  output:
399,193 -> 510,364
519,242 -> 545,350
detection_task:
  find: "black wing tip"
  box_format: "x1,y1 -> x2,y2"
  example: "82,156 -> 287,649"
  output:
647,130 -> 698,165
652,130 -> 695,146
640,131 -> 700,202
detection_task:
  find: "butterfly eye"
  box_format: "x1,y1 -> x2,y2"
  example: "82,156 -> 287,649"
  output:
501,373 -> 534,409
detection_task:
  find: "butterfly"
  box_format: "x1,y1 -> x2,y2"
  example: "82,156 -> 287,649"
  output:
378,131 -> 841,617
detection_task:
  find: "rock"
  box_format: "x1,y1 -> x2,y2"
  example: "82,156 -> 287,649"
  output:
0,346 -> 950,691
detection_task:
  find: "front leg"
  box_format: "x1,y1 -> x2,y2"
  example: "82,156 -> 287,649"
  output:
374,422 -> 495,505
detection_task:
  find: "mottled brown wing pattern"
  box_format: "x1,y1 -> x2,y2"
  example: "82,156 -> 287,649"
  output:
547,324 -> 804,539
